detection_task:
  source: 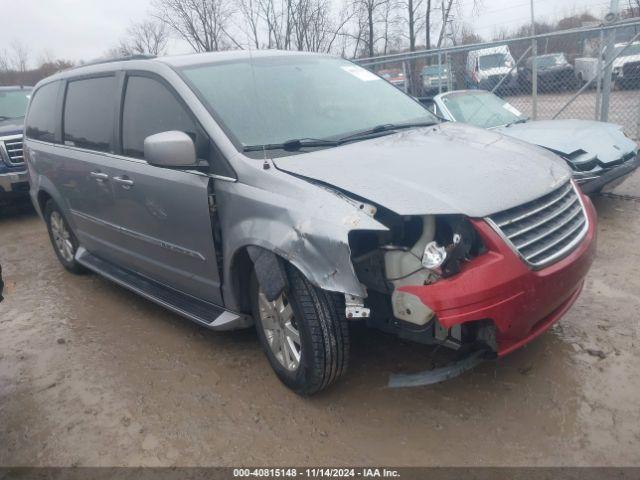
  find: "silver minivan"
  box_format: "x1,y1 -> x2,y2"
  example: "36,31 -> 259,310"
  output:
25,51 -> 596,394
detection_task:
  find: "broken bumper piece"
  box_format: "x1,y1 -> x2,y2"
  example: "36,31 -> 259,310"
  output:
388,349 -> 489,388
576,153 -> 639,195
396,195 -> 597,357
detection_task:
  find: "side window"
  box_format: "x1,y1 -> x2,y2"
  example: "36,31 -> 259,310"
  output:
63,76 -> 117,153
25,82 -> 59,142
122,76 -> 207,160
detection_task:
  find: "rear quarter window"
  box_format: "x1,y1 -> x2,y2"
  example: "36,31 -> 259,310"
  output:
63,76 -> 117,153
25,82 -> 60,143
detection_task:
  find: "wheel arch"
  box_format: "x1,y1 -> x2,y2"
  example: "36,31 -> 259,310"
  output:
225,240 -> 363,315
37,189 -> 53,215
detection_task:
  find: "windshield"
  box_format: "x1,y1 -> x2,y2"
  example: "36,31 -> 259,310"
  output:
0,89 -> 31,119
422,65 -> 447,76
534,54 -> 567,68
617,43 -> 640,57
442,91 -> 523,128
479,53 -> 509,70
180,56 -> 436,151
379,70 -> 403,79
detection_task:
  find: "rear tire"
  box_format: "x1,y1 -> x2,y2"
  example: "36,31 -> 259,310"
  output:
251,263 -> 349,395
44,200 -> 86,274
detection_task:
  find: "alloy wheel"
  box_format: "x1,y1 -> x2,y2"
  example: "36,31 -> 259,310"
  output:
258,289 -> 301,372
50,211 -> 75,263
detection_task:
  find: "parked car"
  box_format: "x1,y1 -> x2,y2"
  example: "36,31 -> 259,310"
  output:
574,56 -> 600,87
612,42 -> 640,89
421,64 -> 454,95
518,53 -> 576,91
422,89 -> 638,194
465,45 -> 518,92
26,51 -> 596,394
0,86 -> 32,203
575,42 -> 640,89
377,68 -> 407,91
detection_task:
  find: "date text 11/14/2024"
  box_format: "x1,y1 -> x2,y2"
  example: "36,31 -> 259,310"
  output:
233,468 -> 401,478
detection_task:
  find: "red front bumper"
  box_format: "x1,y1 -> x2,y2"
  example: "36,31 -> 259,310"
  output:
398,194 -> 597,357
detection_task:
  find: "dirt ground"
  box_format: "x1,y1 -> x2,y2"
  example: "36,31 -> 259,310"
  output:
1,173 -> 640,468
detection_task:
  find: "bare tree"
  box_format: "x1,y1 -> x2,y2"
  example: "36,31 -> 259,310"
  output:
120,20 -> 170,56
379,0 -> 402,54
257,0 -> 294,49
418,0 -> 481,50
293,0 -> 330,51
153,0 -> 238,52
236,0 -> 263,48
351,0 -> 391,57
0,50 -> 9,72
425,0 -> 432,49
402,0 -> 425,51
10,40 -> 30,73
291,0 -> 355,52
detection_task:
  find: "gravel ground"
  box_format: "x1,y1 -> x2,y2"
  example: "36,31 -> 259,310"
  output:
0,173 -> 639,467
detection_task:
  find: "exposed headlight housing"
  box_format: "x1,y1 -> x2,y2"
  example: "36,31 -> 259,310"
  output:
422,241 -> 447,270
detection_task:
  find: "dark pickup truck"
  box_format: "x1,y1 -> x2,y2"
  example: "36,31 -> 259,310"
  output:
0,86 -> 32,203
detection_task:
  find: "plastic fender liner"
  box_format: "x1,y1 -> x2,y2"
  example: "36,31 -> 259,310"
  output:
247,246 -> 288,302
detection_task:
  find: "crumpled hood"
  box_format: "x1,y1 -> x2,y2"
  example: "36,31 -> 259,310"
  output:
0,118 -> 24,137
494,119 -> 637,165
274,122 -> 570,218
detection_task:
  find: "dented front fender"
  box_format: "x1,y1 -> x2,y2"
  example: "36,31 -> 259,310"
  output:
215,171 -> 387,311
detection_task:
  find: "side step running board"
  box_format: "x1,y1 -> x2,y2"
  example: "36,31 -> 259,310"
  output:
75,247 -> 252,331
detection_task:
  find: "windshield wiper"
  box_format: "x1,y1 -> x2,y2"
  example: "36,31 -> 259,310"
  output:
336,121 -> 439,143
243,121 -> 439,153
505,117 -> 529,127
243,138 -> 340,152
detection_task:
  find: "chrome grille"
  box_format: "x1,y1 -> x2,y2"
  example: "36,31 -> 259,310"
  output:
2,136 -> 24,165
487,182 -> 588,268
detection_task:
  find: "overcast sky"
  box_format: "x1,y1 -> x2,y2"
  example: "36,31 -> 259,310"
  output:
0,0 -> 617,66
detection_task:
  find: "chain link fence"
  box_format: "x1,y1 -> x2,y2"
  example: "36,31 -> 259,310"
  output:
356,19 -> 640,139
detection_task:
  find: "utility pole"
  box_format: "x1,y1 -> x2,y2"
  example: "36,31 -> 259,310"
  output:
531,0 -> 538,119
601,0 -> 620,122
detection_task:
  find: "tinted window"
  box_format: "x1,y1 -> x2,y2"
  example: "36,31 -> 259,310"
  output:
25,82 -> 59,142
64,76 -> 117,153
479,53 -> 508,70
122,76 -> 205,159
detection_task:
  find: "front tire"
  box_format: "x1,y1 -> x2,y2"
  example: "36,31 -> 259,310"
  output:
44,200 -> 86,274
251,264 -> 349,395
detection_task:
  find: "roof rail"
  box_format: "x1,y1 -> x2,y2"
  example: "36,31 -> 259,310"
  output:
74,54 -> 156,69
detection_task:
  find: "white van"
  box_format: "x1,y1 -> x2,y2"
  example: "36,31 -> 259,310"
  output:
466,45 -> 517,91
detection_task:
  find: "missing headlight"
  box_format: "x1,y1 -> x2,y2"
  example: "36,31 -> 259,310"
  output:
349,214 -> 484,326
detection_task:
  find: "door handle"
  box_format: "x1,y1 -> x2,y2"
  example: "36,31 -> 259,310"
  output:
113,176 -> 134,189
90,171 -> 109,182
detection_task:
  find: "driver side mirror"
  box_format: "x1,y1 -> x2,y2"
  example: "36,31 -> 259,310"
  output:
144,131 -> 197,167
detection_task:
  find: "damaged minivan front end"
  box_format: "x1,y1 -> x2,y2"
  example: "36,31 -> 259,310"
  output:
173,51 -> 596,393
272,122 -> 597,381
